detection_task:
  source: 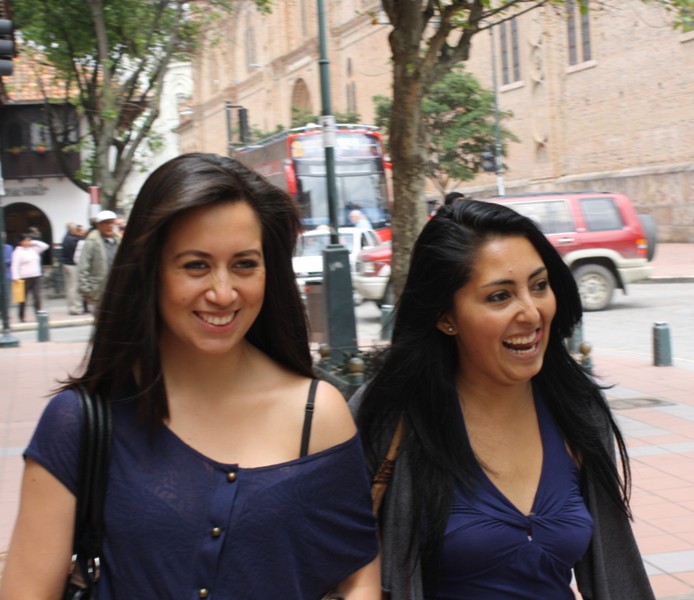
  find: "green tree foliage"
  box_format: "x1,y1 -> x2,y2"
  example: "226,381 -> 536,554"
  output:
290,106 -> 361,129
374,68 -> 518,195
13,0 -> 270,209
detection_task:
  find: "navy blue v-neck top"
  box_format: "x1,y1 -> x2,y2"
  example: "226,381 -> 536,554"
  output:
434,393 -> 593,599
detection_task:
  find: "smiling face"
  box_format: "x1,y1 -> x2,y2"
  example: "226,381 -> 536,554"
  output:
437,235 -> 557,391
158,200 -> 266,358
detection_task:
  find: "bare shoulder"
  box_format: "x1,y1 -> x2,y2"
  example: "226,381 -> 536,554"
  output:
243,349 -> 356,455
306,379 -> 357,455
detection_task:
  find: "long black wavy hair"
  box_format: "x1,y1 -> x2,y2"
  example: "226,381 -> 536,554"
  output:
355,199 -> 631,589
61,153 -> 313,424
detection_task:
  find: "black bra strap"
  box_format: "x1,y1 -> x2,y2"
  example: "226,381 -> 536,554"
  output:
299,379 -> 319,457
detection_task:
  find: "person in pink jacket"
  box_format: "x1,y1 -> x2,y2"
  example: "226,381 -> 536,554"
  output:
11,233 -> 49,322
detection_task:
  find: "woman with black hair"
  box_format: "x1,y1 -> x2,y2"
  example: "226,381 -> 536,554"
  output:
351,200 -> 653,599
2,153 -> 380,599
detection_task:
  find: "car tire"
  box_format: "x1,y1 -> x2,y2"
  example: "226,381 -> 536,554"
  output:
638,214 -> 658,261
573,264 -> 615,311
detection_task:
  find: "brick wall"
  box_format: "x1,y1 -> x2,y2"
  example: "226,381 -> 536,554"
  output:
184,0 -> 694,241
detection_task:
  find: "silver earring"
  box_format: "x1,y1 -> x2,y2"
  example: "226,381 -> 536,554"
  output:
447,326 -> 454,333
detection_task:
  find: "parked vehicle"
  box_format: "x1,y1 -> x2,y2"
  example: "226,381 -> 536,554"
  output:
354,192 -> 656,311
293,227 -> 381,300
352,241 -> 393,307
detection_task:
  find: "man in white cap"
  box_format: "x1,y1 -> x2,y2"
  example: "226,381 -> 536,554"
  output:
78,210 -> 122,312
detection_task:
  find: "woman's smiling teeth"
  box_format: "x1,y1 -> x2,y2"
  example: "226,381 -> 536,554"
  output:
503,330 -> 541,353
198,312 -> 235,326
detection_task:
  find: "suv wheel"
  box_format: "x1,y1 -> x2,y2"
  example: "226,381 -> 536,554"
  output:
574,264 -> 615,311
638,214 -> 657,261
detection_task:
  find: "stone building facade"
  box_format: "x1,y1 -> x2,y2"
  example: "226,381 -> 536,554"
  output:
181,0 -> 694,241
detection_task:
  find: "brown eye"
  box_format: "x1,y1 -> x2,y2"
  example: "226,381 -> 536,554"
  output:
184,261 -> 208,271
532,279 -> 550,292
233,259 -> 259,270
487,290 -> 510,303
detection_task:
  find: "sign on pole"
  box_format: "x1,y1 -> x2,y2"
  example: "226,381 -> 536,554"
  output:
320,115 -> 336,148
89,186 -> 101,221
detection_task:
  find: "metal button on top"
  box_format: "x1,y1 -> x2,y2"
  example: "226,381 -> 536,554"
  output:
211,527 -> 222,538
227,471 -> 237,482
198,588 -> 209,599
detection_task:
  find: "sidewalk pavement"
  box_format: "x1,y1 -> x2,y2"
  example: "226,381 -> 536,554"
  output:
1,244 -> 693,596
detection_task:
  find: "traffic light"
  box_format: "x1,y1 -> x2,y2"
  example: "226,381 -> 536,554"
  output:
238,107 -> 250,143
481,145 -> 496,173
0,19 -> 14,77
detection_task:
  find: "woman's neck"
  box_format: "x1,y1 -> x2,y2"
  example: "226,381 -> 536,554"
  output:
456,376 -> 534,422
159,337 -> 258,392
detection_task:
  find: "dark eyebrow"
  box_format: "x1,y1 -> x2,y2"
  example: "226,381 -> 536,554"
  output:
172,248 -> 263,261
481,266 -> 547,288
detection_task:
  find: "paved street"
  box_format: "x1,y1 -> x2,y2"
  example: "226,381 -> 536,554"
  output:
1,244 -> 693,597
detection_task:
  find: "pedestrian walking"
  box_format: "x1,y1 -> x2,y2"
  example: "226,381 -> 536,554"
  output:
2,241 -> 12,322
60,223 -> 85,315
1,153 -> 380,600
77,210 -> 121,313
10,233 -> 49,323
351,200 -> 654,599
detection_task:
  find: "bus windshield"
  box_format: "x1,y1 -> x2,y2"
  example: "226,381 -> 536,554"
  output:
235,125 -> 391,237
292,132 -> 390,230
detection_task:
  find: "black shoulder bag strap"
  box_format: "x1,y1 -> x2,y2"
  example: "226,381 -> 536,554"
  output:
68,385 -> 112,595
299,378 -> 319,458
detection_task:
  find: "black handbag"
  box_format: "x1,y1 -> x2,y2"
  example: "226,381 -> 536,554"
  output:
63,386 -> 112,600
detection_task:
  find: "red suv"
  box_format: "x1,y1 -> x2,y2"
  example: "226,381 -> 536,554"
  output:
353,192 -> 656,311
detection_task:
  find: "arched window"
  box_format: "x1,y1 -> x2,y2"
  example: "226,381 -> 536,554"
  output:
291,78 -> 312,115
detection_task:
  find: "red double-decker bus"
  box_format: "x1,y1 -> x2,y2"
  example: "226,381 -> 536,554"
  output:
235,124 -> 392,240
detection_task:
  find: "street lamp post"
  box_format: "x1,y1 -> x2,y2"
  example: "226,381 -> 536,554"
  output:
316,0 -> 358,361
489,26 -> 505,197
225,101 -> 234,157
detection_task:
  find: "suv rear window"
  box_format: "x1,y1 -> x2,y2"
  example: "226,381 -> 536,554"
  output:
506,199 -> 574,234
579,197 -> 625,231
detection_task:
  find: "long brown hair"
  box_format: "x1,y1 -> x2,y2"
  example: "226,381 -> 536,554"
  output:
61,153 -> 313,425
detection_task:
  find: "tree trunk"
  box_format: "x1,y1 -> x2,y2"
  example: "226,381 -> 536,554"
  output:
389,91 -> 429,300
385,6 -> 430,299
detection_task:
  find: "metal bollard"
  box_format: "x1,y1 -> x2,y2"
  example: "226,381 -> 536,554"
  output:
653,322 -> 672,367
37,310 -> 50,342
380,304 -> 394,340
579,341 -> 593,374
568,320 -> 584,354
347,356 -> 365,388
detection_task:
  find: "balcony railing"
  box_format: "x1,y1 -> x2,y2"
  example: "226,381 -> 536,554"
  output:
2,148 -> 80,179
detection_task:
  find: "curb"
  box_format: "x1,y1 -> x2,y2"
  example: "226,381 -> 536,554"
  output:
5,316 -> 93,332
642,276 -> 694,284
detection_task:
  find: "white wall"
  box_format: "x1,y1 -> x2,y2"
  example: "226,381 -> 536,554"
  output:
2,177 -> 90,246
119,61 -> 193,213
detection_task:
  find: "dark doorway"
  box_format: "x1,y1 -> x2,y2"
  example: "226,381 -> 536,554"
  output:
3,202 -> 54,264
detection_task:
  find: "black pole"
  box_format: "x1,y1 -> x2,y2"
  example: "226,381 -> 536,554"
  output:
315,0 -> 357,360
316,0 -> 339,245
0,183 -> 20,347
489,27 -> 505,196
